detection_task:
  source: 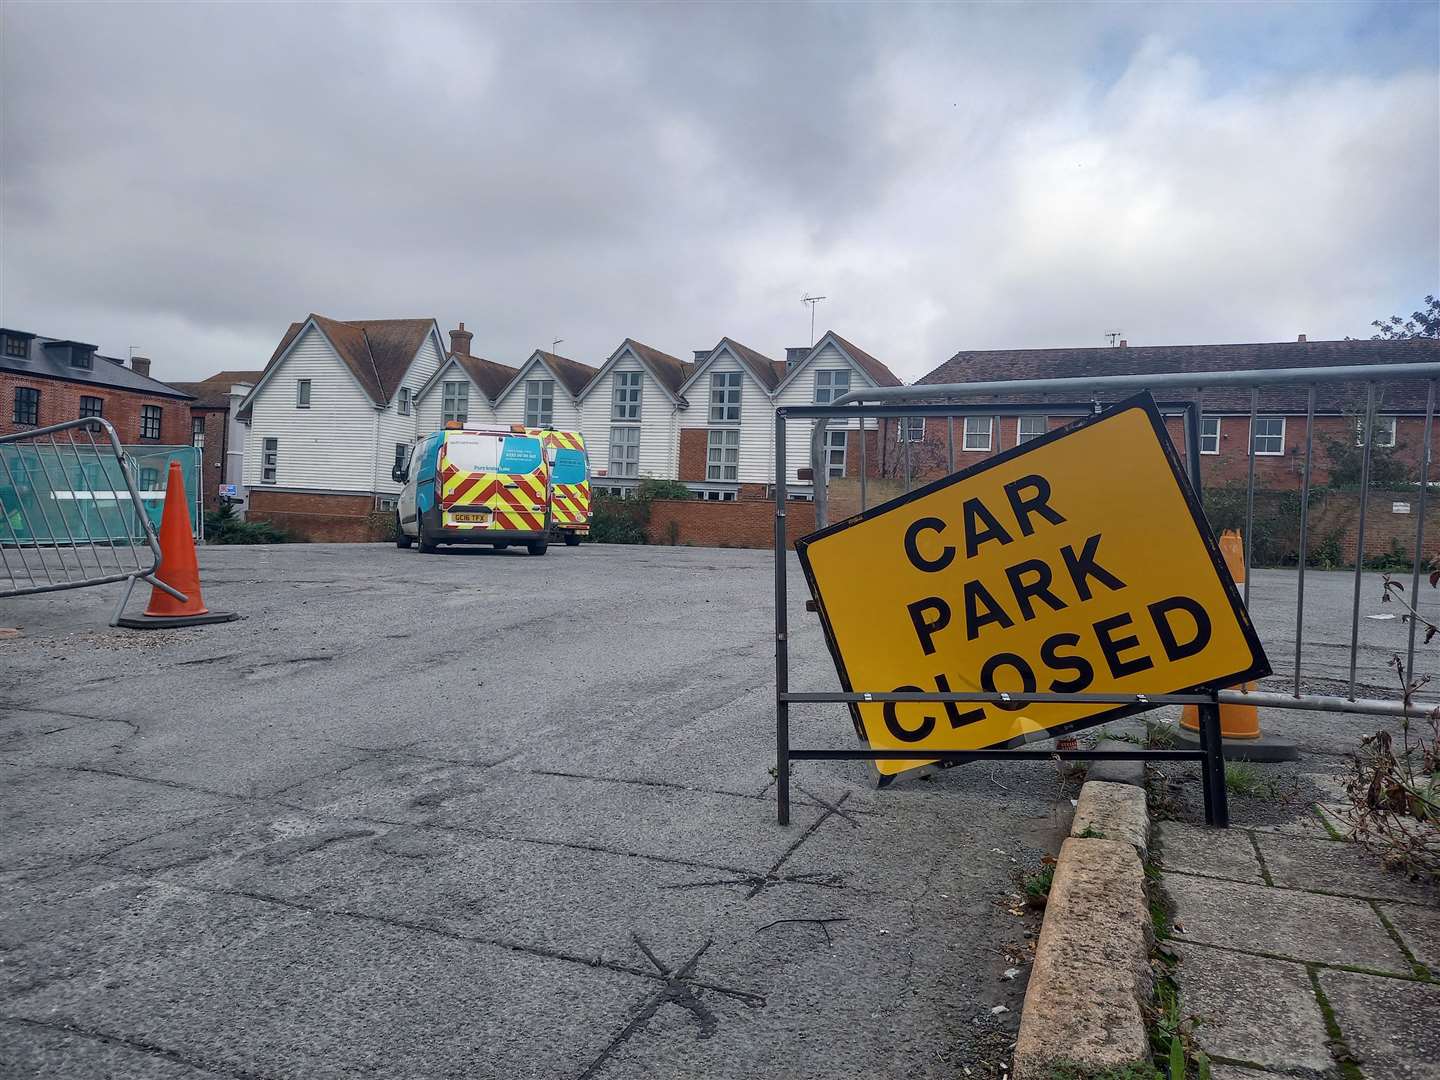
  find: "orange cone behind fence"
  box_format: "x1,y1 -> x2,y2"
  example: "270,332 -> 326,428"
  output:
117,461 -> 236,629
144,461 -> 209,617
1181,529 -> 1260,739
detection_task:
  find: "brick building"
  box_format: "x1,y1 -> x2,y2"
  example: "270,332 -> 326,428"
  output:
904,336 -> 1440,491
1,328 -> 193,444
169,370 -> 264,510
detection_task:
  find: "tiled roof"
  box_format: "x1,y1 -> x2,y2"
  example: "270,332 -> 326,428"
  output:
453,353 -> 521,401
0,329 -> 193,399
533,351 -> 599,398
249,315 -> 435,415
826,331 -> 903,387
173,369 -> 267,409
917,337 -> 1440,412
718,338 -> 782,391
623,339 -> 691,398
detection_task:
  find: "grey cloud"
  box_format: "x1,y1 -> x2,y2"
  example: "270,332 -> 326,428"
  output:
2,1 -> 1436,382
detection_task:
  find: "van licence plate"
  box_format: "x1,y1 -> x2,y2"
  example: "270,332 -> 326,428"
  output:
446,511 -> 490,525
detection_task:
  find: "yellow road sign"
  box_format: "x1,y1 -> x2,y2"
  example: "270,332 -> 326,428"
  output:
797,394 -> 1270,776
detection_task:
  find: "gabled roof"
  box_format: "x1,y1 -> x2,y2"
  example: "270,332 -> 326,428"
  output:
453,353 -> 521,401
679,337 -> 782,397
241,314 -> 438,418
917,337 -> 1440,412
530,350 -> 599,399
201,369 -> 265,386
583,338 -> 693,404
773,330 -> 904,395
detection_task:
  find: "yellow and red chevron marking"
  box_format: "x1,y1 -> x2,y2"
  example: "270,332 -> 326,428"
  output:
550,483 -> 591,526
488,471 -> 547,532
529,428 -> 584,452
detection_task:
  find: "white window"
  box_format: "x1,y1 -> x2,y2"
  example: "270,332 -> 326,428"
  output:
609,426 -> 640,477
613,371 -> 641,421
1356,416 -> 1397,448
525,379 -> 554,427
262,437 -> 278,483
393,443 -> 408,474
699,489 -> 736,502
1017,415 -> 1047,444
962,416 -> 993,451
191,416 -> 205,449
296,379 -> 311,408
398,387 -> 411,416
814,369 -> 851,404
442,381 -> 468,424
898,417 -> 925,442
707,429 -> 740,481
710,371 -> 741,423
1200,417 -> 1221,455
1251,417 -> 1285,456
376,496 -> 398,512
824,428 -> 847,477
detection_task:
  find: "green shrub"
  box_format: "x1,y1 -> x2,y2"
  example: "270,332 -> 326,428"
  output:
589,496 -> 647,544
634,478 -> 695,503
204,500 -> 292,545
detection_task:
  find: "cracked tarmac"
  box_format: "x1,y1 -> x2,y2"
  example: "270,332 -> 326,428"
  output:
1,542 -> 1067,1079
10,545 -> 1421,1079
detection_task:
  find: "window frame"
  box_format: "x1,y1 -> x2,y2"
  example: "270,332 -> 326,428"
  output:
962,415 -> 993,452
1016,415 -> 1047,445
79,395 -> 104,419
814,368 -> 851,405
706,428 -> 740,481
393,442 -> 408,475
898,416 -> 925,443
398,387 -> 411,416
12,386 -> 39,426
442,380 -> 469,424
1251,416 -> 1286,456
709,371 -> 742,424
191,415 -> 206,448
261,437 -> 279,484
613,370 -> 642,421
1200,416 -> 1221,455
609,425 -> 640,478
296,379 -> 311,409
824,428 -> 847,478
1356,415 -> 1397,449
139,405 -> 162,441
525,379 -> 555,428
3,335 -> 27,359
70,349 -> 94,371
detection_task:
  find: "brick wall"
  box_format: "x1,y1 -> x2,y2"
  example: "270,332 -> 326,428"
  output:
678,428 -> 707,482
247,489 -> 390,542
644,496 -> 816,549
193,407 -> 229,510
1306,488 -> 1440,564
1,372 -> 192,445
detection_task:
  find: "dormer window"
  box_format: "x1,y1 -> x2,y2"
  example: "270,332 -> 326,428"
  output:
3,335 -> 27,359
70,348 -> 94,370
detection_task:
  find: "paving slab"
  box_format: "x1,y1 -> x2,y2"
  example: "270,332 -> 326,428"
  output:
1165,874 -> 1410,972
1255,831 -> 1439,904
1379,902 -> 1440,976
1171,942 -> 1331,1073
1317,969 -> 1440,1080
1155,821 -> 1265,883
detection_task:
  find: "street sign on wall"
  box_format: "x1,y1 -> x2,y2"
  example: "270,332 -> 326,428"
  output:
797,394 -> 1270,776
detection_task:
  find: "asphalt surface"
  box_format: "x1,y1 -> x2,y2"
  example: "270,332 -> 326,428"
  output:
0,544 -> 1429,1079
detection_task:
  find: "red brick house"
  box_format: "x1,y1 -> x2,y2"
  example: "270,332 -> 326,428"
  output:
168,370 -> 264,510
906,337 -> 1440,490
1,328 -> 193,444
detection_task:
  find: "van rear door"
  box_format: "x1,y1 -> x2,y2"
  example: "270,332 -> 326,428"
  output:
487,434 -> 548,534
440,432 -> 501,528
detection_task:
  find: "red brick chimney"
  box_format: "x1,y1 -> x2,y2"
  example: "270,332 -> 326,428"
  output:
450,323 -> 472,358
1119,340 -> 1128,348
1297,333 -> 1307,343
130,355 -> 152,377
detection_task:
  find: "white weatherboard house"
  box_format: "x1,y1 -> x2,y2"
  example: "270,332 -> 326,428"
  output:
412,323 -> 519,432
677,337 -> 785,498
238,314 -> 449,525
580,339 -> 694,494
490,349 -> 597,431
769,331 -> 903,489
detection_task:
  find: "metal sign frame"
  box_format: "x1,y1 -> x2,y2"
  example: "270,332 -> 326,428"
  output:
794,393 -> 1271,769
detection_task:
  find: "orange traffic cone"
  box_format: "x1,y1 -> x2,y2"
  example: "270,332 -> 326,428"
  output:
1177,528 -> 1296,761
117,461 -> 237,629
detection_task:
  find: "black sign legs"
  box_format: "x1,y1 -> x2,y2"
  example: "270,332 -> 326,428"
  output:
1197,697 -> 1231,828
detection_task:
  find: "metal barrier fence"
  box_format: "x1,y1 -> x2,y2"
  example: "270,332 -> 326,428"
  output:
1,417 -> 186,625
774,359 -> 1440,828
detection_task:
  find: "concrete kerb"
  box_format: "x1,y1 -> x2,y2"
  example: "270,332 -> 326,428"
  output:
1013,780 -> 1154,1079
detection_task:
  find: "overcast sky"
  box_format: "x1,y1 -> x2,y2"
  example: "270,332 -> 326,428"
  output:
2,2 -> 1437,384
